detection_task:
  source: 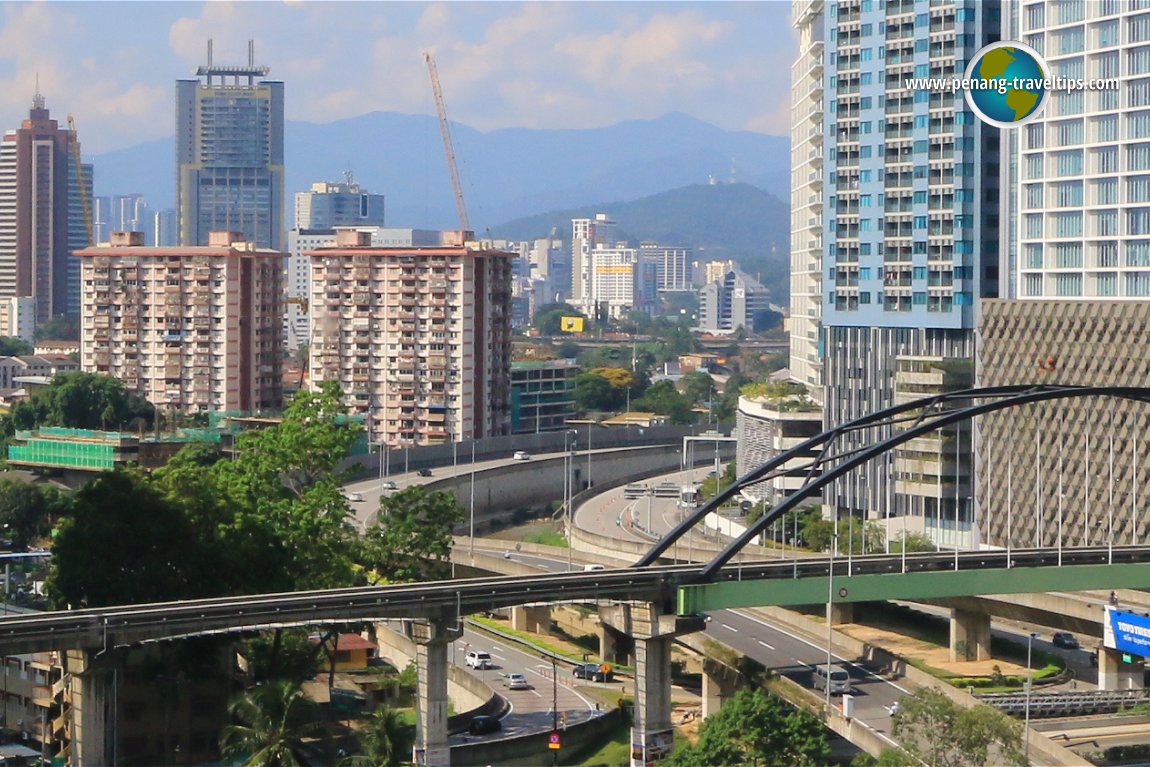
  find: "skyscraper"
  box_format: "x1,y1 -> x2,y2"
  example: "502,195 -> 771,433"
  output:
0,92 -> 92,325
803,0 -> 1002,520
177,41 -> 284,250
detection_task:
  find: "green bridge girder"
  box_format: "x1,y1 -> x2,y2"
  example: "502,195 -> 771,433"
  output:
677,562 -> 1150,615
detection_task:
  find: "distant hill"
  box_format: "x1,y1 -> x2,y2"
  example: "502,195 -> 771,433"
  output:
492,182 -> 790,301
88,112 -> 789,231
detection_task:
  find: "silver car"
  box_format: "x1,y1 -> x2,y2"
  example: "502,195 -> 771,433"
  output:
503,672 -> 530,690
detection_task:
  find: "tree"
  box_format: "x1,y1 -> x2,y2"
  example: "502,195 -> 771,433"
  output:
665,687 -> 830,767
0,480 -> 68,550
8,372 -> 154,431
220,678 -> 332,767
882,687 -> 1026,767
45,470 -> 213,608
890,531 -> 937,553
0,337 -> 32,357
573,371 -> 621,412
533,303 -> 587,336
634,380 -> 693,424
680,370 -> 716,406
360,486 -> 463,583
342,706 -> 414,767
33,314 -> 79,342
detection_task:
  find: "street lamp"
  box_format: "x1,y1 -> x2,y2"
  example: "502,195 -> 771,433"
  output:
566,430 -> 578,569
1024,632 -> 1037,764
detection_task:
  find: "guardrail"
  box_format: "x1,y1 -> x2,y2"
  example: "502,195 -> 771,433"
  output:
978,689 -> 1150,719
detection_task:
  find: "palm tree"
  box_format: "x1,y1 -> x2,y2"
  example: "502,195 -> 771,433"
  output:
342,706 -> 414,767
220,678 -> 332,767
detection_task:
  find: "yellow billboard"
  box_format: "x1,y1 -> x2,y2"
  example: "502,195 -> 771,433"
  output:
561,316 -> 585,333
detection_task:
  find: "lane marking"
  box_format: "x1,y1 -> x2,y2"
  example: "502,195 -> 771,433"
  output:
721,623 -> 739,633
757,640 -> 775,650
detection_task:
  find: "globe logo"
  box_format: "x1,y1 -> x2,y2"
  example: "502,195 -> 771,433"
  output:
963,41 -> 1049,128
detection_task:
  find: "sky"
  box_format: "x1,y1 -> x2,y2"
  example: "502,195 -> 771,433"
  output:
0,1 -> 798,154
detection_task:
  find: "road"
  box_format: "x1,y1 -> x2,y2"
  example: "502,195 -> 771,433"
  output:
448,625 -> 604,745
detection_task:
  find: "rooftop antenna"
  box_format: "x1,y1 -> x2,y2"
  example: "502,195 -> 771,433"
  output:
248,39 -> 254,67
344,167 -> 355,187
207,39 -> 213,68
32,73 -> 43,110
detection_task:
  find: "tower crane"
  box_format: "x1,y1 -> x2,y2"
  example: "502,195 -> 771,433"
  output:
66,115 -> 93,246
423,52 -> 470,233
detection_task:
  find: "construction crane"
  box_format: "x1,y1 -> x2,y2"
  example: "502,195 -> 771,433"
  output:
66,115 -> 93,247
423,52 -> 470,232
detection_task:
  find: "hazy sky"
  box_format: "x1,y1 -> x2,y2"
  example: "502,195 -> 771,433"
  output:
0,1 -> 797,154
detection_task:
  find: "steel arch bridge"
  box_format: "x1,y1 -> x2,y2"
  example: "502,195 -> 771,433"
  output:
633,384 -> 1150,581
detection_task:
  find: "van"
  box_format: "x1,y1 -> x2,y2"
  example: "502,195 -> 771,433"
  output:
812,664 -> 851,695
465,650 -> 492,669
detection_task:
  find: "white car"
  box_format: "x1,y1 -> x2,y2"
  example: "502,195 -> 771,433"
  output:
465,650 -> 492,669
513,451 -> 531,461
502,672 -> 530,690
347,492 -> 364,502
381,481 -> 397,491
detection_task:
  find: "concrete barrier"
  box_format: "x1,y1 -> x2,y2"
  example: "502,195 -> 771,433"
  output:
452,709 -> 622,767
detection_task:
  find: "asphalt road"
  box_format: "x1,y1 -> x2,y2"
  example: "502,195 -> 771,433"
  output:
448,625 -> 605,745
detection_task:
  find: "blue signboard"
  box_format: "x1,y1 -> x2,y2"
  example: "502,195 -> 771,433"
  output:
1106,609 -> 1150,658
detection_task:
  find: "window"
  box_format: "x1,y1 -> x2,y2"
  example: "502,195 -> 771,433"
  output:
1132,46 -> 1150,76
1026,124 -> 1044,149
1129,242 -> 1150,267
1057,27 -> 1084,55
1053,150 -> 1083,176
1130,13 -> 1150,44
1051,212 -> 1083,237
1095,210 -> 1119,236
1130,79 -> 1150,108
1024,244 -> 1044,269
1131,143 -> 1150,171
1055,0 -> 1085,24
1096,21 -> 1119,49
1097,88 -> 1120,111
1055,274 -> 1083,297
1097,273 -> 1118,297
1054,120 -> 1084,146
1054,243 -> 1082,268
1056,90 -> 1084,116
1025,184 -> 1044,208
1098,242 -> 1119,268
1129,209 -> 1150,235
1095,147 -> 1119,173
1023,273 -> 1044,297
1129,175 -> 1150,202
1096,178 -> 1119,204
1053,181 -> 1084,207
1024,214 -> 1044,238
1025,155 -> 1044,179
1127,272 -> 1150,296
1056,57 -> 1084,80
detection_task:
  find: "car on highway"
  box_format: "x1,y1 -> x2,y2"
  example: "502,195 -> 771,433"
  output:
465,650 -> 493,669
502,672 -> 530,690
1052,632 -> 1080,649
513,451 -> 531,461
468,715 -> 502,735
583,564 -> 606,572
381,480 -> 397,491
346,492 -> 364,502
417,468 -> 433,477
573,662 -> 614,682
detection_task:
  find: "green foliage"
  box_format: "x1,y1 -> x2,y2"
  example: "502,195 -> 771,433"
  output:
573,371 -> 624,412
46,470 -> 213,608
341,706 -> 414,767
220,678 -> 332,767
633,380 -> 694,424
680,371 -> 715,406
523,529 -> 569,548
665,687 -> 830,767
361,486 -> 463,582
8,372 -> 154,431
0,337 -> 32,357
33,315 -> 79,342
886,688 -> 1026,767
0,480 -> 67,549
534,303 -> 588,335
801,514 -> 885,554
242,630 -> 323,685
711,372 -> 748,423
890,531 -> 937,553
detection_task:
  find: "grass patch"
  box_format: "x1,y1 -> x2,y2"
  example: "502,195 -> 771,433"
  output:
523,529 -> 570,548
470,616 -> 593,665
559,718 -> 630,766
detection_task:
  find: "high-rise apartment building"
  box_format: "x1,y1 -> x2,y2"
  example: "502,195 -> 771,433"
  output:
698,270 -> 773,333
94,194 -> 154,245
639,242 -> 693,292
571,213 -> 617,307
307,230 -> 512,446
77,230 -> 283,413
973,3 -> 1150,549
285,181 -> 388,351
177,43 -> 285,250
810,0 -> 1001,520
0,93 -> 92,325
790,0 -> 827,399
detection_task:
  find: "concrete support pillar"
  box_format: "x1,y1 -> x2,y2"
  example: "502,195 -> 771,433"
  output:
949,608 -> 992,662
510,605 -> 550,633
599,602 -> 705,767
827,601 -> 854,626
701,659 -> 738,720
1098,646 -> 1145,691
407,618 -> 463,767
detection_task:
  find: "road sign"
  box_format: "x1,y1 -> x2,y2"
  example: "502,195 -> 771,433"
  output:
548,731 -> 562,750
600,663 -> 612,674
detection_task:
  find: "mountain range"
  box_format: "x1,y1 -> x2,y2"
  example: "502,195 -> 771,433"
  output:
492,182 -> 790,301
88,111 -> 789,231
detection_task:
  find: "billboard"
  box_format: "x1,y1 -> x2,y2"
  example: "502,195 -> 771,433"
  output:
1104,607 -> 1150,657
561,316 -> 585,333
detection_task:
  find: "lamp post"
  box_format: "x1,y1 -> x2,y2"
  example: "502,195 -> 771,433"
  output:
566,430 -> 578,569
469,439 -> 476,559
1024,632 -> 1037,764
825,532 -> 837,708
548,653 -> 559,767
